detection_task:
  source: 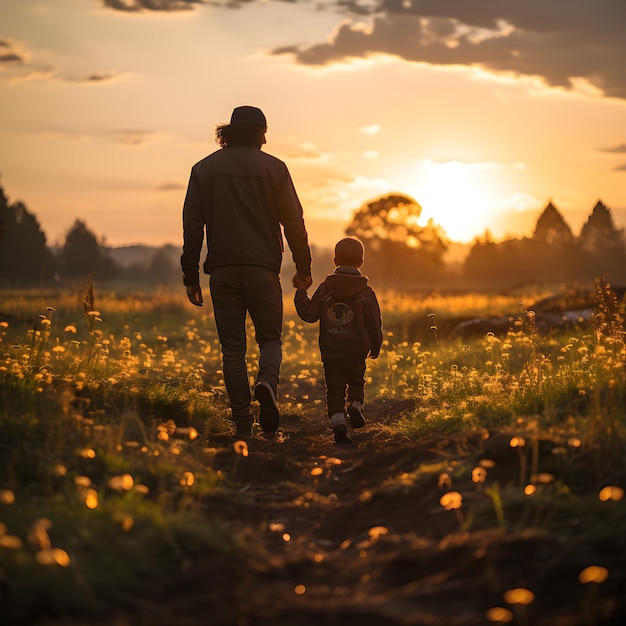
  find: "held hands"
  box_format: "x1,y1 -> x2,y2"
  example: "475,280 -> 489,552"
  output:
186,284 -> 204,306
292,273 -> 313,291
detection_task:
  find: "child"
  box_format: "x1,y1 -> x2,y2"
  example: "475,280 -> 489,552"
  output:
294,237 -> 383,444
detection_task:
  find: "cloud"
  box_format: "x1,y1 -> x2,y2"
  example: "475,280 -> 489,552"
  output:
106,130 -> 167,146
101,0 -> 202,11
26,128 -> 167,146
360,124 -> 380,135
599,143 -> 626,154
614,164 -> 626,172
0,39 -> 25,67
29,130 -> 90,142
275,139 -> 329,162
66,71 -> 129,84
0,38 -> 127,86
156,182 -> 185,191
270,0 -> 626,100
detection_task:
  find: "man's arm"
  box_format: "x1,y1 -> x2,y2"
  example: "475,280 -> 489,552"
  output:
180,168 -> 205,287
277,167 -> 312,279
292,273 -> 313,290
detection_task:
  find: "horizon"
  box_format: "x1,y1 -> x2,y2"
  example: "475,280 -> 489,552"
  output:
11,194 -> 626,256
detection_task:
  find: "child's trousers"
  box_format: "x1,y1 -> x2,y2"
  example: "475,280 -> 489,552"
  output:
323,361 -> 366,419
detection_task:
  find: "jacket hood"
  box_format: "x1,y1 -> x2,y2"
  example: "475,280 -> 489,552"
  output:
323,267 -> 369,299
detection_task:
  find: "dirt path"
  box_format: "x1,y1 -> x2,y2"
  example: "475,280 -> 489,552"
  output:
130,402 -> 626,626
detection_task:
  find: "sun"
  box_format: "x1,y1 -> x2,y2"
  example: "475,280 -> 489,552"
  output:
403,160 -> 506,243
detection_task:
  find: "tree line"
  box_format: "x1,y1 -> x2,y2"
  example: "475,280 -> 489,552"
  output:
1,179 -> 625,290
346,194 -> 626,289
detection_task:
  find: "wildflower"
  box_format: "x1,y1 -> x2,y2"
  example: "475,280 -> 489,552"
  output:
36,548 -> 70,567
234,440 -> 248,457
84,488 -> 98,509
108,474 -> 134,491
486,607 -> 514,623
472,467 -> 487,483
503,587 -> 534,605
440,491 -> 462,510
0,489 -> 16,504
599,486 -> 624,502
180,471 -> 195,487
579,566 -> 609,584
368,526 -> 388,539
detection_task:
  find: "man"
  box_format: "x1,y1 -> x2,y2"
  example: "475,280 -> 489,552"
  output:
181,105 -> 312,438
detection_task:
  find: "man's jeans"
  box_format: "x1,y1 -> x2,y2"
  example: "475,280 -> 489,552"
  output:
209,266 -> 282,419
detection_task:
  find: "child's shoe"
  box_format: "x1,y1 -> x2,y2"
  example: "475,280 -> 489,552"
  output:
333,424 -> 353,445
330,412 -> 353,444
347,401 -> 366,429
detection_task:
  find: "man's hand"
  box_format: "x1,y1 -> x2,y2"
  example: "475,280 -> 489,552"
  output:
186,284 -> 204,306
292,273 -> 313,290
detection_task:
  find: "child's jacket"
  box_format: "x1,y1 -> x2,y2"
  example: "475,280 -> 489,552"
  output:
294,266 -> 383,364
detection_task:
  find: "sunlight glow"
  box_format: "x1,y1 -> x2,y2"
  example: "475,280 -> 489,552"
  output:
403,160 -> 510,242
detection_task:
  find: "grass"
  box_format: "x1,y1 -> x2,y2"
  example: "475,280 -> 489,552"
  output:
1,278 -> 625,622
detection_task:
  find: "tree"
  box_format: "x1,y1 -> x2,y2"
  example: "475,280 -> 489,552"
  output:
147,246 -> 180,285
578,200 -> 624,254
529,201 -> 577,282
61,219 -> 118,280
345,194 -> 448,285
533,201 -> 574,246
0,183 -> 50,285
463,231 -> 501,286
577,200 -> 626,282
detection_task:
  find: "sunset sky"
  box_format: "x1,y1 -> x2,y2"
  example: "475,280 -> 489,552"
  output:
1,0 -> 626,251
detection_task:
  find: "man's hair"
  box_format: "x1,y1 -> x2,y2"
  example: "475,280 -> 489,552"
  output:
334,237 -> 364,267
215,123 -> 266,149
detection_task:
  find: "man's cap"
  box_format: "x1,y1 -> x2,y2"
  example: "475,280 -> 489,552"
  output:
230,106 -> 267,126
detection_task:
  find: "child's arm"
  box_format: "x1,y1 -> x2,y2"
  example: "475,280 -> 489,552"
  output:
294,284 -> 323,323
365,289 -> 383,358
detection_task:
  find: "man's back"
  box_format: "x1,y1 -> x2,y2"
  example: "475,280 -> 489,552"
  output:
182,146 -> 310,280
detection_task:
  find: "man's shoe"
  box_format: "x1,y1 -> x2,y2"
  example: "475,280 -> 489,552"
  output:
347,403 -> 366,429
254,381 -> 280,433
333,424 -> 353,444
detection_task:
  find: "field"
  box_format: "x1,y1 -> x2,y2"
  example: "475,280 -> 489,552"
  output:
1,281 -> 625,625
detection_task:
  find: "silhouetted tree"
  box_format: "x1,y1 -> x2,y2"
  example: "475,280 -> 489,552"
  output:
579,201 -> 624,254
577,200 -> 626,282
463,200 -> 626,287
533,201 -> 574,246
147,246 -> 179,285
463,231 -> 502,286
0,183 -> 50,285
61,219 -> 118,280
530,201 -> 578,281
345,193 -> 448,286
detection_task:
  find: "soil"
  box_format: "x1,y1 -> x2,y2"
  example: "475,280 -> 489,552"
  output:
119,399 -> 626,626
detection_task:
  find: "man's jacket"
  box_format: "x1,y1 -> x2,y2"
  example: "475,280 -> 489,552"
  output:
181,146 -> 311,285
295,266 -> 383,363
